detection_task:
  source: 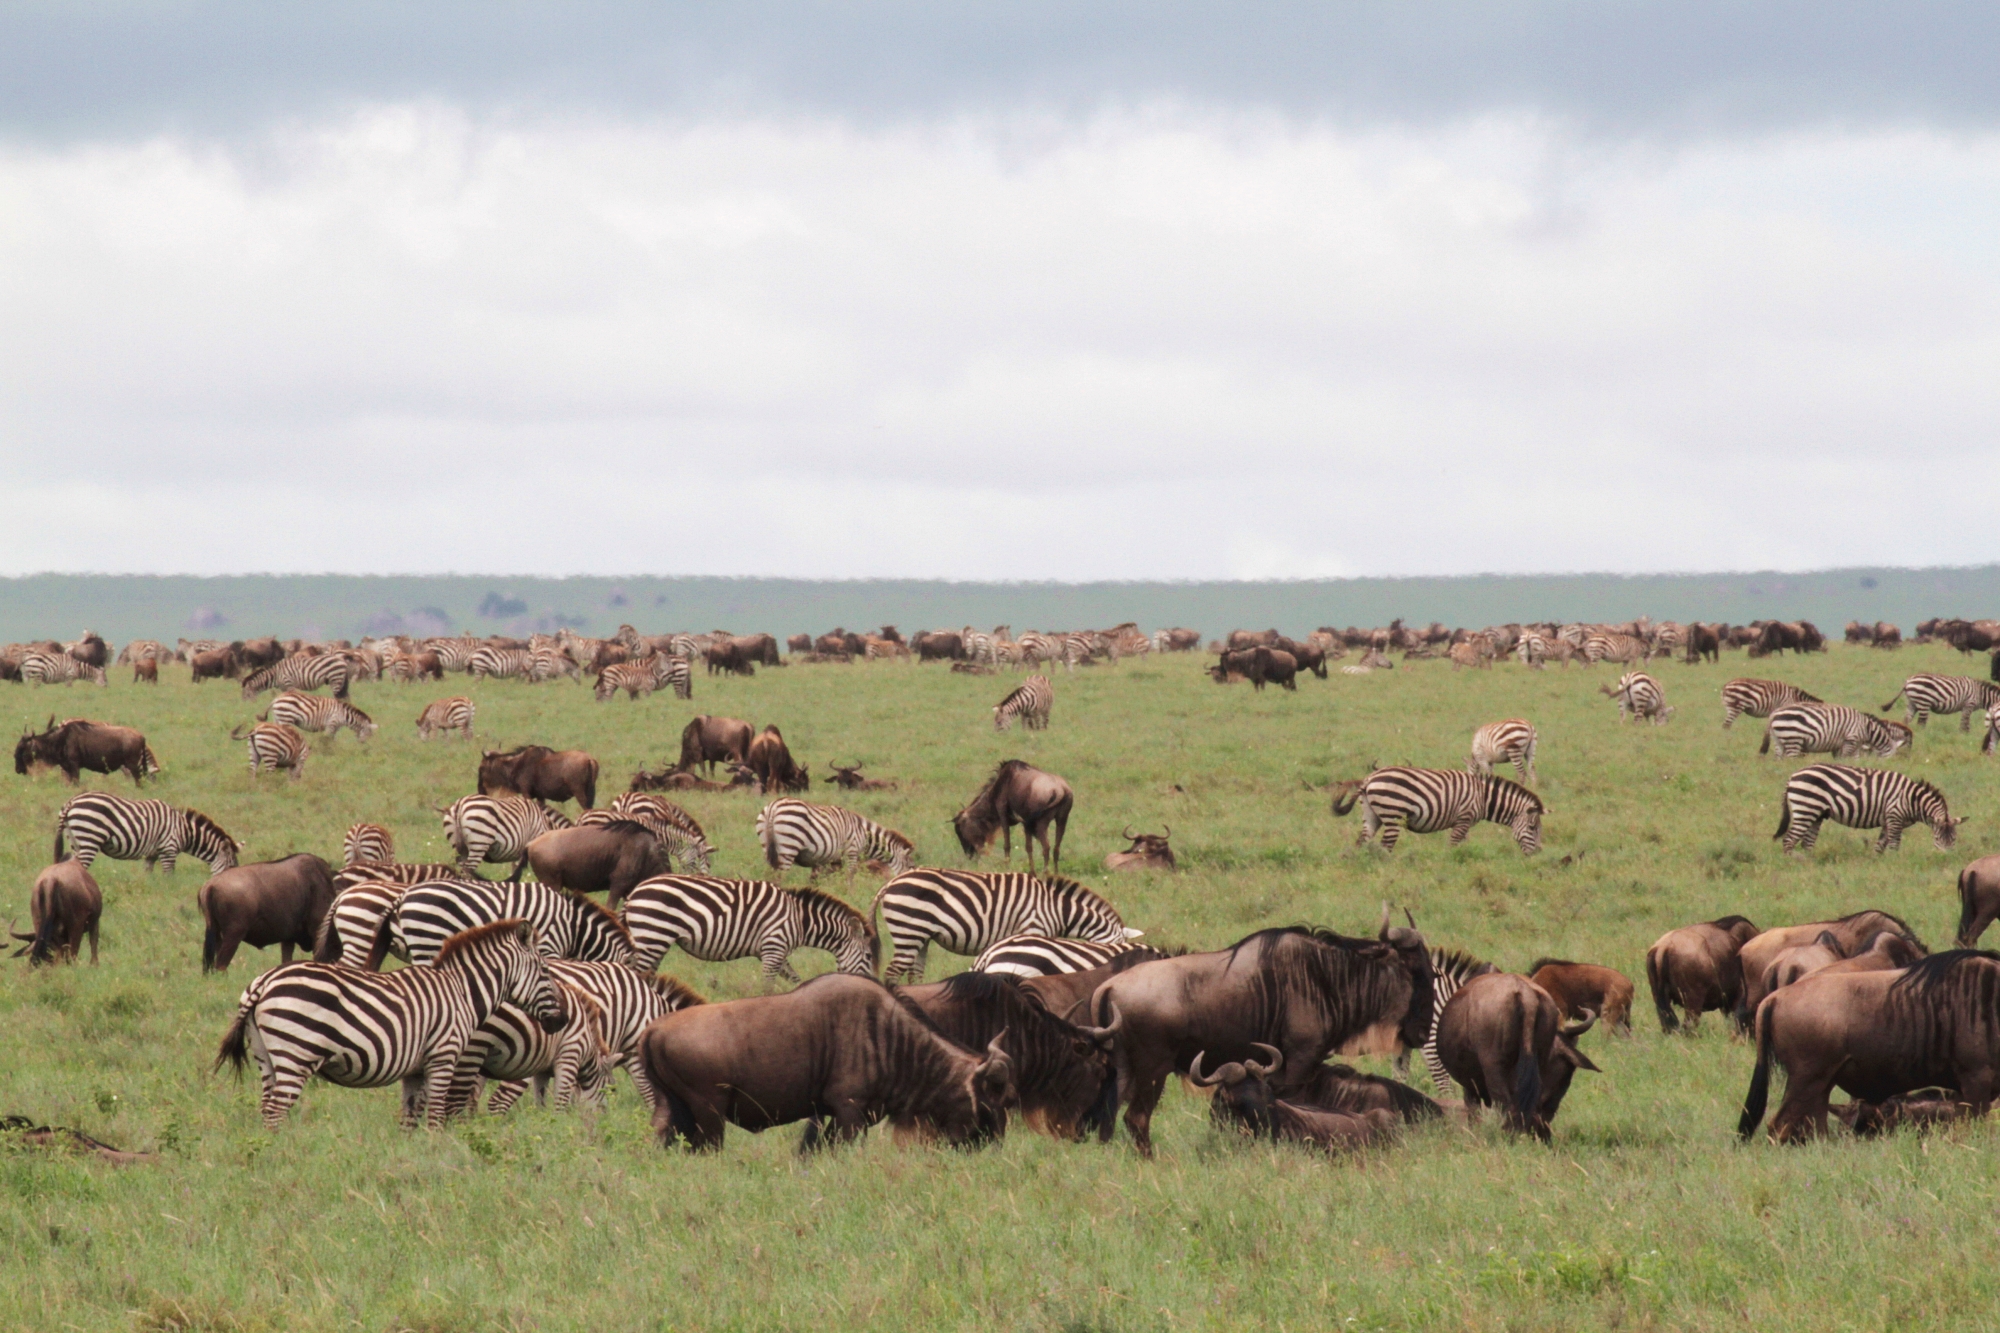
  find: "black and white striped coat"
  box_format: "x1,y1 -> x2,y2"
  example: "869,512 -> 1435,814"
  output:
448,981 -> 616,1116
216,919 -> 568,1129
647,655 -> 693,700
416,696 -> 475,740
315,864 -> 475,965
1333,768 -> 1545,855
264,691 -> 376,741
1468,720 -> 1538,784
240,652 -> 351,700
1604,671 -> 1673,724
342,823 -> 395,867
19,651 -> 107,686
1775,762 -> 1961,853
425,637 -> 483,673
528,648 -> 581,683
1410,949 -> 1498,1098
235,722 -> 309,780
994,674 -> 1053,731
469,647 -> 533,681
872,869 -> 1142,983
1883,674 -> 2000,731
1720,679 -> 1820,728
755,799 -> 915,881
440,795 -> 573,876
1983,704 -> 2000,757
621,875 -> 878,979
379,878 -> 635,967
971,934 -> 1151,977
55,792 -> 239,872
530,961 -> 704,1111
1759,704 -> 1912,759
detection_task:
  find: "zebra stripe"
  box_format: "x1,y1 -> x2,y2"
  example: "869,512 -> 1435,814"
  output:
1582,633 -> 1646,665
240,652 -> 350,700
1760,704 -> 1912,759
382,879 -> 634,967
1411,949 -> 1498,1098
528,648 -> 580,682
54,793 -> 238,872
755,799 -> 915,881
237,722 -> 309,779
871,868 -> 1140,983
1883,673 -> 2000,731
450,981 -> 616,1116
425,638 -> 483,672
1721,679 -> 1820,728
317,864 -> 479,965
1605,671 -> 1673,724
1983,704 -> 2000,756
264,691 -> 376,741
620,874 -> 878,979
342,823 -> 395,867
593,654 -> 691,703
994,674 -> 1053,731
970,934 -> 1152,977
469,647 -> 533,681
1468,719 -> 1538,784
216,919 -> 567,1129
607,792 -> 707,846
19,651 -> 106,686
440,795 -> 573,876
1775,762 -> 1961,853
416,696 -> 475,740
1336,768 -> 1545,855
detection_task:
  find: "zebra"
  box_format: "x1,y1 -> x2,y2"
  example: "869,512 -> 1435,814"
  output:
379,878 -> 635,966
316,863 -> 478,965
621,875 -> 878,979
18,651 -> 106,686
1983,704 -> 2000,756
232,722 -> 309,780
469,646 -> 533,681
416,696 -> 476,740
1581,633 -> 1646,665
755,799 -> 915,882
1882,674 -> 2000,731
1016,632 -> 1061,668
577,808 -> 712,872
439,795 -> 573,877
608,792 -> 708,846
1759,704 -> 1912,759
425,637 -> 483,673
342,822 -> 395,867
531,961 -> 704,1111
528,648 -> 580,683
971,933 -> 1156,977
994,674 -> 1053,731
1404,948 -> 1499,1098
1468,719 -> 1538,784
871,868 -> 1142,984
1603,671 -> 1673,724
263,690 -> 376,741
1775,763 -> 1962,853
216,918 -> 568,1129
240,652 -> 350,700
55,793 -> 239,873
961,627 -> 996,666
448,980 -> 617,1116
1332,768 -> 1545,855
1721,679 -> 1821,729
593,660 -> 658,702
649,655 -> 693,700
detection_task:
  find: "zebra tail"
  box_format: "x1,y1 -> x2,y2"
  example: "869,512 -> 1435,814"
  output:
1772,794 -> 1790,841
1644,949 -> 1679,1033
761,816 -> 781,871
364,905 -> 398,972
1329,782 -> 1362,817
1737,999 -> 1776,1140
1510,991 -> 1541,1129
229,723 -> 249,741
215,1003 -> 251,1076
1880,690 -> 1902,712
1757,725 -> 1771,756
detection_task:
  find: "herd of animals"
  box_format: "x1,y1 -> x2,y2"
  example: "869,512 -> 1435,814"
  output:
11,612 -> 2000,1155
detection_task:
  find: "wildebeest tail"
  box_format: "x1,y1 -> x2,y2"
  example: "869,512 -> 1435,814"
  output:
28,908 -> 64,966
1645,947 -> 1679,1033
52,821 -> 64,863
1510,991 -> 1541,1128
1958,866 -> 1980,946
1737,999 -> 1776,1139
214,1001 -> 251,1075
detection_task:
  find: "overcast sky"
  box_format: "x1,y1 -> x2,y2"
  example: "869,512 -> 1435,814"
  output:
2,2 -> 1995,580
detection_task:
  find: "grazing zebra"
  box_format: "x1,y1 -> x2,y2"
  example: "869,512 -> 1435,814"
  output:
1775,763 -> 1962,853
1883,674 -> 2000,731
216,919 -> 568,1129
593,660 -> 658,702
263,691 -> 376,741
1759,704 -> 1912,759
532,961 -> 704,1111
416,696 -> 475,740
871,868 -> 1142,983
971,934 -> 1156,978
18,651 -> 106,687
1582,633 -> 1646,665
961,627 -> 996,666
469,646 -> 533,681
755,799 -> 915,882
1405,948 -> 1499,1098
342,822 -> 395,867
439,795 -> 573,877
1721,679 -> 1821,729
621,875 -> 879,979
1514,632 -> 1549,669
607,792 -> 708,845
240,652 -> 350,700
994,674 -> 1053,731
233,722 -> 309,780
1332,768 -> 1545,855
1468,719 -> 1538,784
55,793 -> 238,873
577,808 -> 713,872
449,981 -> 616,1116
1603,671 -> 1673,724
528,647 -> 580,682
379,878 -> 634,966
649,655 -> 693,700
315,863 -> 479,965
425,637 -> 483,673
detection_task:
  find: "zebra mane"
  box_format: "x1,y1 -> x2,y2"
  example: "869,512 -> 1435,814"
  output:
1481,773 -> 1543,810
1431,947 -> 1495,986
181,806 -> 238,849
644,974 -> 706,1008
433,917 -> 534,965
791,885 -> 867,920
1039,875 -> 1116,912
569,893 -> 635,947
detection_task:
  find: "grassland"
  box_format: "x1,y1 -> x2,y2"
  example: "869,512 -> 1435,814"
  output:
2,643 -> 1999,1332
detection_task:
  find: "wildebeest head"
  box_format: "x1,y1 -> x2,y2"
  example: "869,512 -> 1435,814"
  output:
908,972 -> 1123,1141
13,717 -> 59,775
898,1030 -> 1016,1149
1191,1042 -> 1284,1134
1106,826 -> 1175,872
1538,1009 -> 1602,1117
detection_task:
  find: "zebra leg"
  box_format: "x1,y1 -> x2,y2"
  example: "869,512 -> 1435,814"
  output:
1722,707 -> 1738,729
422,1055 -> 468,1129
1378,818 -> 1404,852
1448,819 -> 1475,845
1357,803 -> 1380,847
488,1081 -> 527,1113
1876,819 -> 1906,853
760,942 -> 801,985
401,1074 -> 430,1127
1963,710 -> 1976,733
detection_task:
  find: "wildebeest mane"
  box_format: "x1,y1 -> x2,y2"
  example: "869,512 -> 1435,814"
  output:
1526,957 -> 1575,975
1220,927 -> 1416,1046
1892,949 -> 2000,1002
1835,909 -> 1925,950
1707,915 -> 1756,931
916,970 -> 1115,1137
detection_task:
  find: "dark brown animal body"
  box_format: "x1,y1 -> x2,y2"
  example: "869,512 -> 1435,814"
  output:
913,631 -> 966,662
190,648 -> 239,683
1527,960 -> 1635,1034
746,725 -> 809,793
1157,628 -> 1201,652
1105,827 -> 1175,872
1683,622 -> 1721,664
952,759 -> 1074,873
1015,952 -> 1168,1023
197,854 -> 337,971
10,862 -> 101,964
478,745 -> 599,809
630,764 -> 760,793
1192,1047 -> 1400,1149
132,658 -> 157,684
703,642 -> 756,676
1645,915 -> 1759,1032
1434,973 -> 1599,1142
1955,854 -> 2000,947
1211,647 -> 1297,690
786,634 -> 813,654
826,763 -> 895,791
14,719 -> 158,786
1733,911 -> 1925,1029
525,822 -> 673,907
678,716 -> 754,775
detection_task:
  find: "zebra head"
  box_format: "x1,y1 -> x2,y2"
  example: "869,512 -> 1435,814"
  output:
469,920 -> 569,1033
183,808 -> 240,871
552,987 -> 616,1112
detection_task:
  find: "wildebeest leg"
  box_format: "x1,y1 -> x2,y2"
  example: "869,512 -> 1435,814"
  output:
281,942 -> 295,963
1050,808 -> 1068,873
1769,1069 -> 1838,1143
1120,1066 -> 1169,1157
86,920 -> 98,965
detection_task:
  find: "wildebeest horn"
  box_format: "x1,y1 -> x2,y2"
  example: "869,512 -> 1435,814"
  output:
1560,1008 -> 1598,1039
1189,1051 -> 1246,1087
1403,907 -> 1417,930
1245,1043 -> 1283,1078
1122,824 -> 1135,841
1161,824 -> 1170,839
983,1031 -> 1012,1067
6,917 -> 32,943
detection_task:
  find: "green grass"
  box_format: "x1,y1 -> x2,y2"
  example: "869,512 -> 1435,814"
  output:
3,645 -> 1998,1331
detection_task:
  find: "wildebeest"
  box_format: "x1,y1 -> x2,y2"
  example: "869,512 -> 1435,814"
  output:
913,631 -> 966,662
1104,827 -> 1174,873
1834,1089 -> 1976,1136
1812,930 -> 1925,977
1955,854 -> 2000,947
677,716 -> 754,775
1435,973 -> 1599,1141
1733,911 -> 1926,1029
826,763 -> 895,791
702,641 -> 756,676
1756,931 -> 1845,1000
1087,913 -> 1434,1155
478,745 -> 599,810
1682,622 -> 1721,664
1738,951 -> 2000,1141
746,725 -> 809,794
132,658 -> 157,685
197,854 -> 338,972
1210,647 -> 1297,690
630,763 -> 761,793
953,759 -> 1074,873
638,973 -> 1018,1152
190,647 -> 239,683
525,821 -> 674,908
786,634 -> 812,654
1191,1046 -> 1399,1149
14,718 -> 159,786
1527,959 -> 1635,1034
9,861 -> 101,965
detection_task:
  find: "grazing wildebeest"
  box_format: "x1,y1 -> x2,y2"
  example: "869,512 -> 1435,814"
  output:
1955,854 -> 2000,947
786,634 -> 812,654
1738,951 -> 2000,1142
913,631 -> 967,662
1526,959 -> 1635,1034
746,725 -> 809,793
1104,827 -> 1174,872
1645,915 -> 1760,1032
1087,913 -> 1434,1155
677,716 -> 754,775
9,862 -> 101,965
1756,931 -> 1845,999
1682,622 -> 1721,664
1191,1046 -> 1399,1149
525,821 -> 673,908
14,718 -> 159,786
190,648 -> 239,683
702,641 -> 756,676
1434,973 -> 1599,1142
1733,911 -> 1926,1029
638,973 -> 1018,1152
826,763 -> 895,791
197,854 -> 338,972
132,658 -> 158,685
1812,931 -> 1926,977
478,745 -> 599,810
1210,647 -> 1297,690
953,759 -> 1074,873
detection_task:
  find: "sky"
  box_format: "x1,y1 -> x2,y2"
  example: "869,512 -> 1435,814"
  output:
2,2 -> 1996,581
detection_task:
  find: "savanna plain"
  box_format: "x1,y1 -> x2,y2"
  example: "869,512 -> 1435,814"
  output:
3,642 -> 1998,1332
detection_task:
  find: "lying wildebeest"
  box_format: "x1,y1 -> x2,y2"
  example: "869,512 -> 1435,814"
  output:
197,854 -> 338,972
1834,1089 -> 1978,1136
9,861 -> 102,965
678,716 -> 754,775
1435,973 -> 1599,1142
1191,1045 -> 1399,1149
826,762 -> 895,791
1733,910 -> 1925,1030
1645,915 -> 1759,1032
1955,854 -> 2000,947
1527,959 -> 1634,1034
639,973 -> 1017,1152
14,718 -> 160,786
1739,951 -> 2000,1142
629,763 -> 761,793
746,725 -> 809,794
1105,826 -> 1174,872
525,821 -> 673,908
478,744 -> 599,810
953,759 -> 1073,873
1088,912 -> 1433,1155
